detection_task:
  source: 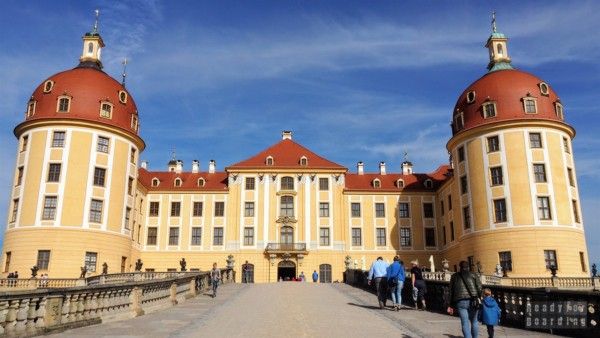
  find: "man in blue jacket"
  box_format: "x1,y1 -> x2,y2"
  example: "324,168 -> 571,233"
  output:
387,256 -> 405,311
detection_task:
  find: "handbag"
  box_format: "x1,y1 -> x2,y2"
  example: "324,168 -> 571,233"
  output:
458,273 -> 480,310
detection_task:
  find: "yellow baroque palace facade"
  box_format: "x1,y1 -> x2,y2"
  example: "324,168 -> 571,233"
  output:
2,20 -> 590,283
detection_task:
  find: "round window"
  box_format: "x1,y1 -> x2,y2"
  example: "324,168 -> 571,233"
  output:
466,91 -> 476,103
43,80 -> 54,93
119,90 -> 128,104
539,83 -> 549,95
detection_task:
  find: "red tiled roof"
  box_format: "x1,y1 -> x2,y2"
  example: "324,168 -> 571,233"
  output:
138,168 -> 228,192
344,165 -> 452,192
227,139 -> 346,170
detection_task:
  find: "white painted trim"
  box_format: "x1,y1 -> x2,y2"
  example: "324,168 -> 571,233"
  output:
541,130 -> 558,226
304,176 -> 311,249
263,176 -> 270,248
35,130 -> 52,226
523,130 -> 539,225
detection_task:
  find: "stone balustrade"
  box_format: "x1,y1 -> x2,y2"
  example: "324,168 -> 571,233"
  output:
0,268 -> 234,337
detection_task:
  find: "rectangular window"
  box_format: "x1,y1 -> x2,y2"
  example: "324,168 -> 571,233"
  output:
130,148 -> 136,164
16,167 -> 24,186
128,177 -> 134,195
52,131 -> 65,147
450,221 -> 455,241
193,202 -> 203,217
376,228 -> 386,246
484,103 -> 497,118
567,168 -> 575,187
351,203 -> 361,217
499,251 -> 512,272
245,177 -> 255,190
524,99 -> 537,113
58,97 -> 70,112
400,228 -> 411,247
42,196 -> 57,220
563,137 -> 570,154
572,200 -> 580,223
375,203 -> 385,218
280,177 -> 294,190
170,202 -> 181,217
319,177 -> 329,191
214,201 -> 225,217
191,227 -> 202,246
4,252 -> 11,272
487,136 -> 500,152
460,176 -> 468,194
319,228 -> 330,246
454,113 -> 464,131
11,199 -> 19,222
100,103 -> 112,118
213,227 -> 224,246
244,227 -> 254,246
245,202 -> 255,217
22,136 -> 28,152
490,166 -> 503,186
319,202 -> 330,217
124,207 -> 131,229
533,164 -> 547,183
84,252 -> 97,272
425,228 -> 436,247
537,197 -> 552,220
580,252 -> 586,272
93,167 -> 106,186
458,146 -> 465,162
37,250 -> 50,270
544,250 -> 557,269
168,227 -> 179,245
46,163 -> 61,182
441,200 -> 445,216
149,201 -> 159,216
351,228 -> 362,246
448,195 -> 452,210
398,202 -> 409,218
442,225 -> 447,245
494,199 -> 507,223
89,199 -> 103,223
280,196 -> 294,217
423,203 -> 434,218
146,227 -> 157,245
97,136 -> 109,153
463,206 -> 471,229
529,132 -> 542,148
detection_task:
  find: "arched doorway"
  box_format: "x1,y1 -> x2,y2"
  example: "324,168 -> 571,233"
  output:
242,263 -> 254,283
278,260 -> 296,281
319,264 -> 332,283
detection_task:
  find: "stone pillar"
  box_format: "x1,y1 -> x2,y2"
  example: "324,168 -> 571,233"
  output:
186,278 -> 197,299
130,287 -> 145,317
0,300 -> 8,335
170,283 -> 178,305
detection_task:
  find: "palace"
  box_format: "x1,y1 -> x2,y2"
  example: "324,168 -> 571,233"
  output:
2,16 -> 590,283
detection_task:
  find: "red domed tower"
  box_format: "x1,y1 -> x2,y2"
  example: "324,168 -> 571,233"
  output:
3,11 -> 145,278
441,13 -> 588,277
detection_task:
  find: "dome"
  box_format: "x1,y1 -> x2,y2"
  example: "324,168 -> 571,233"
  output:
451,69 -> 565,136
23,66 -> 139,136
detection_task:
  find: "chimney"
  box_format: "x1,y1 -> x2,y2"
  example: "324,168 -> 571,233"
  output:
402,161 -> 413,175
141,160 -> 148,169
379,161 -> 386,175
175,160 -> 183,174
282,130 -> 292,140
191,160 -> 200,173
208,160 -> 216,174
357,161 -> 364,175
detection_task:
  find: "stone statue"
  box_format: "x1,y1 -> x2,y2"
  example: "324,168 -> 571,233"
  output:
429,255 -> 435,272
592,263 -> 597,278
495,264 -> 503,277
135,259 -> 143,271
549,265 -> 558,277
31,265 -> 39,278
442,259 -> 450,272
79,266 -> 87,279
102,262 -> 108,275
179,258 -> 187,272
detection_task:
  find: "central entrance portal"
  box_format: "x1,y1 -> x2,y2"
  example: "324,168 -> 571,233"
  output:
277,260 -> 296,281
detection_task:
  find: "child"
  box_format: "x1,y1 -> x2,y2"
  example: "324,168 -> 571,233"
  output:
479,288 -> 501,338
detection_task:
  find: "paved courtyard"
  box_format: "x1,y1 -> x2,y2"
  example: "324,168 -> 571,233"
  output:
49,283 -> 557,338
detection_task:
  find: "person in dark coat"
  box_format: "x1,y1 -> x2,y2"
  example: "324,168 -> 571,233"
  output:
447,261 -> 482,338
479,288 -> 501,338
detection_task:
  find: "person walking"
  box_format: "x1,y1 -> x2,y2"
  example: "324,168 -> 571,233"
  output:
410,260 -> 427,310
479,288 -> 501,338
387,256 -> 405,311
242,261 -> 251,283
210,263 -> 221,298
447,260 -> 483,338
299,271 -> 306,282
312,270 -> 318,283
367,256 -> 389,309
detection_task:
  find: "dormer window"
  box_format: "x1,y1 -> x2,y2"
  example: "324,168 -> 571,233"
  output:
100,102 -> 113,119
118,90 -> 128,104
57,96 -> 71,113
454,112 -> 464,132
300,156 -> 308,166
151,178 -> 159,187
523,98 -> 537,114
26,100 -> 36,118
424,179 -> 433,189
539,82 -> 549,96
555,102 -> 564,120
174,178 -> 182,187
466,91 -> 476,104
266,156 -> 274,166
373,179 -> 381,188
43,80 -> 54,93
396,179 -> 404,188
131,115 -> 139,132
483,102 -> 497,118
197,178 -> 205,187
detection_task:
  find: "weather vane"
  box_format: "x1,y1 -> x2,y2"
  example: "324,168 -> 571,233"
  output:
403,151 -> 409,162
93,9 -> 100,34
491,10 -> 497,33
121,58 -> 128,86
171,148 -> 176,160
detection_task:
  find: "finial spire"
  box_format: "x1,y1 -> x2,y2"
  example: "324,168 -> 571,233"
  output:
93,9 -> 100,34
121,58 -> 128,86
171,148 -> 176,161
403,151 -> 409,162
491,10 -> 497,33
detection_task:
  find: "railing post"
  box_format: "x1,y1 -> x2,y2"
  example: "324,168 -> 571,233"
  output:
187,278 -> 197,298
130,286 -> 145,317
0,300 -> 8,335
170,283 -> 178,305
43,295 -> 63,328
26,296 -> 38,335
15,298 -> 29,333
5,299 -> 19,334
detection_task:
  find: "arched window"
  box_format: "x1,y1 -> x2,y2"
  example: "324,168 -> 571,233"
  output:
424,179 -> 433,189
88,42 -> 94,54
281,176 -> 294,190
280,196 -> 294,217
373,179 -> 381,188
300,156 -> 308,166
266,156 -> 274,166
396,179 -> 404,188
151,178 -> 159,187
174,178 -> 182,187
555,102 -> 564,120
197,178 -> 205,187
497,43 -> 503,56
131,115 -> 139,132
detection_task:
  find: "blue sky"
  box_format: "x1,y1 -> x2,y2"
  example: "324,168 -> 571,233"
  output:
0,1 -> 598,267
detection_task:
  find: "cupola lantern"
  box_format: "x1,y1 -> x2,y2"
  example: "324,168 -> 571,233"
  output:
79,9 -> 105,69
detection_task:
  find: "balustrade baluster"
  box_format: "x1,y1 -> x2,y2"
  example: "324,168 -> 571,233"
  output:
15,298 -> 29,333
0,300 -> 9,335
26,296 -> 38,334
35,296 -> 47,329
